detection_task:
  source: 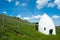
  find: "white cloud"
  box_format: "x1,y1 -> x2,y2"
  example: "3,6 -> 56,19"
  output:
20,3 -> 26,6
54,0 -> 60,9
16,15 -> 21,18
36,0 -> 48,9
7,0 -> 12,2
32,15 -> 41,19
16,14 -> 42,21
22,15 -> 41,21
47,3 -> 55,8
57,5 -> 60,9
15,1 -> 20,5
3,11 -> 7,14
52,15 -> 60,19
23,17 -> 31,20
54,0 -> 60,5
35,0 -> 60,9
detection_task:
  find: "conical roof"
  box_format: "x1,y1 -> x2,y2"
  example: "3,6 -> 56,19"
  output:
39,13 -> 55,28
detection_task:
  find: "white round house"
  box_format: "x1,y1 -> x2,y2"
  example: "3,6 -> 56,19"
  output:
38,14 -> 56,35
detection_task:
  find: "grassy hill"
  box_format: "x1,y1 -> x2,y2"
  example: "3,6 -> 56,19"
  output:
0,14 -> 60,40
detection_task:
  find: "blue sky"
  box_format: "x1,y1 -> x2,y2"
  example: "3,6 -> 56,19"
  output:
0,0 -> 60,26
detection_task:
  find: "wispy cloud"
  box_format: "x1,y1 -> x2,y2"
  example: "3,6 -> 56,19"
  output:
16,15 -> 21,18
47,3 -> 55,8
20,3 -> 26,6
52,15 -> 60,19
54,0 -> 60,9
32,15 -> 41,19
3,11 -> 7,14
22,15 -> 41,22
15,1 -> 20,5
36,0 -> 48,9
23,17 -> 31,20
36,0 -> 60,9
7,0 -> 12,2
57,5 -> 60,9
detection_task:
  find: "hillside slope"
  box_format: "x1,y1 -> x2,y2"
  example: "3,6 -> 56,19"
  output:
0,14 -> 60,40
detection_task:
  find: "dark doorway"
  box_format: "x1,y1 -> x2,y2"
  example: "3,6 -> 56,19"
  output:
49,29 -> 53,34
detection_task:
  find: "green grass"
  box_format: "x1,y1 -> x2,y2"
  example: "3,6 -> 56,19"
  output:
0,14 -> 60,40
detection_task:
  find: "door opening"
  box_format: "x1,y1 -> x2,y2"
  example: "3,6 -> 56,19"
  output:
49,29 -> 53,34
